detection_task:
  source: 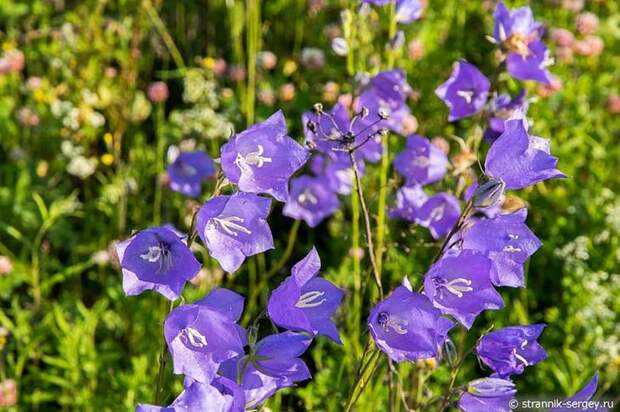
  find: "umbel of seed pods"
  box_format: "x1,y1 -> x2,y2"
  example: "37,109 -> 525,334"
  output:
305,103 -> 389,155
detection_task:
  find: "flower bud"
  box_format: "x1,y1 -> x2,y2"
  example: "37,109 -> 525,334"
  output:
473,178 -> 505,209
444,339 -> 458,368
467,378 -> 516,398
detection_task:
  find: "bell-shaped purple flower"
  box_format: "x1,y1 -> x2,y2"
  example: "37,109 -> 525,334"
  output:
435,61 -> 490,121
136,378 -> 242,412
116,226 -> 201,300
368,277 -> 454,362
164,288 -> 246,384
220,110 -> 309,202
167,150 -> 216,197
458,377 -> 517,412
416,192 -> 461,239
394,135 -> 448,186
268,247 -> 344,343
197,192 -> 274,273
485,119 -> 565,190
219,332 -> 312,409
506,40 -> 553,84
389,185 -> 428,222
458,208 -> 541,287
550,373 -> 603,412
282,175 -> 340,228
423,250 -> 504,328
476,324 -> 547,378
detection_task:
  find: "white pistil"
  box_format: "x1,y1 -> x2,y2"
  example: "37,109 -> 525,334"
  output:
140,245 -> 163,262
235,145 -> 272,171
298,189 -> 318,205
383,316 -> 408,335
442,278 -> 473,298
412,155 -> 430,168
180,327 -> 208,348
212,216 -> 252,237
513,349 -> 529,366
295,290 -> 327,308
429,205 -> 445,222
180,163 -> 198,176
456,90 -> 475,104
508,234 -> 519,240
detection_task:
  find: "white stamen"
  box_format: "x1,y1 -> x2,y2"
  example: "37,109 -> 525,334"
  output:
140,245 -> 163,262
443,278 -> 473,298
508,234 -> 519,240
295,290 -> 327,308
180,163 -> 197,176
235,145 -> 272,171
499,23 -> 507,42
412,155 -> 430,168
211,216 -> 252,237
456,90 -> 475,104
298,189 -> 318,205
383,316 -> 408,335
180,327 -> 208,348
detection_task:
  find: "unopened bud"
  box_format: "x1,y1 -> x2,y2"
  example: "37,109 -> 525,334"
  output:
473,178 -> 505,209
306,120 -> 318,134
468,378 -> 516,398
444,339 -> 458,368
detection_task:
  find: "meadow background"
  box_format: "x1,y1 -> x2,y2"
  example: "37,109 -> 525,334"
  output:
0,0 -> 619,410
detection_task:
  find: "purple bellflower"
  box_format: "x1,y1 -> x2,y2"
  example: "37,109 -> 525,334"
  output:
167,150 -> 216,197
368,277 -> 455,362
416,192 -> 461,239
423,250 -> 504,329
282,175 -> 340,227
197,192 -> 273,273
268,247 -> 344,343
550,373 -> 604,412
458,208 -> 542,288
136,379 -> 241,412
117,226 -> 201,300
219,332 -> 312,409
435,61 -> 490,121
493,2 -> 552,84
485,119 -> 565,190
476,324 -> 547,378
164,288 -> 246,384
458,377 -> 517,412
361,0 -> 423,23
220,110 -> 309,202
389,185 -> 428,222
394,134 -> 448,186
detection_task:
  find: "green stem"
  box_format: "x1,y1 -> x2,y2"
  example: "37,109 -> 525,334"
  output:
144,1 -> 186,69
155,299 -> 175,404
153,103 -> 165,226
245,0 -> 260,126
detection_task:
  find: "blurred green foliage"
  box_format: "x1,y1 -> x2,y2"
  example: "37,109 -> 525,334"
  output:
0,0 -> 618,410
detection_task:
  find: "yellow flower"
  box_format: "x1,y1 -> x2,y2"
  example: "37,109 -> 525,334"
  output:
101,153 -> 115,166
202,57 -> 215,70
103,133 -> 113,146
283,59 -> 298,76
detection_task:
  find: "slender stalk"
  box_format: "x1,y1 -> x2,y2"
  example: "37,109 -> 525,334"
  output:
144,0 -> 186,69
348,152 -> 384,299
351,177 -> 362,292
245,0 -> 260,125
153,103 -> 165,226
344,348 -> 381,411
155,299 -> 175,404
